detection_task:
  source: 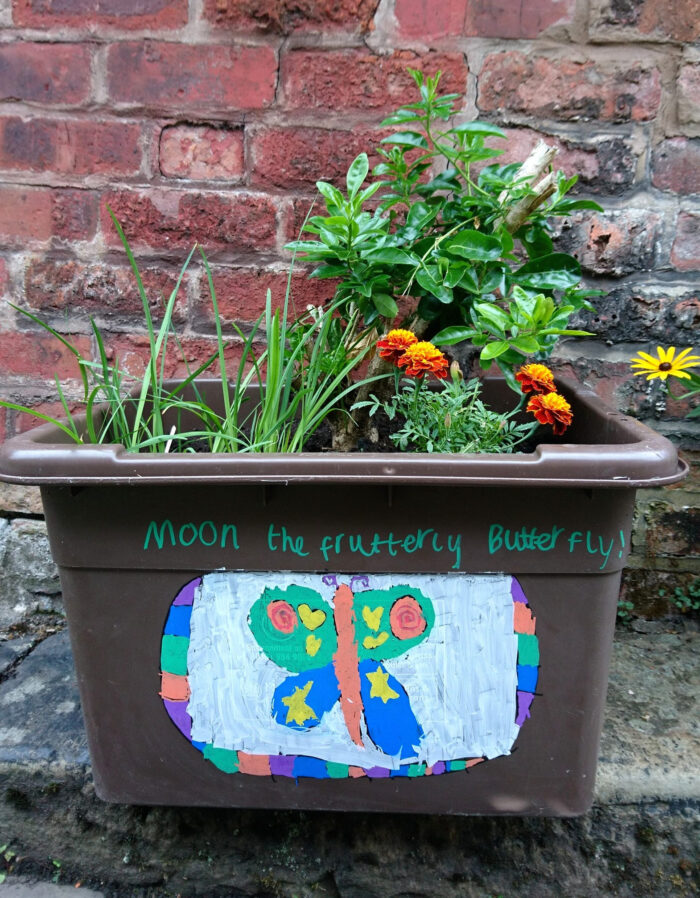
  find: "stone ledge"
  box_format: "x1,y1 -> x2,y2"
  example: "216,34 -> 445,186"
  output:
0,626 -> 698,897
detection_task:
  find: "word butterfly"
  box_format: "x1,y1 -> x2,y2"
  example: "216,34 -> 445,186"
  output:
248,575 -> 435,761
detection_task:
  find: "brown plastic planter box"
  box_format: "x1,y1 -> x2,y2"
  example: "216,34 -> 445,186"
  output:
0,377 -> 686,815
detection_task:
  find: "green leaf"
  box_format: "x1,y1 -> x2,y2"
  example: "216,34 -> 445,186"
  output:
380,131 -> 430,150
515,253 -> 581,290
444,230 -> 503,262
432,326 -> 475,346
310,264 -> 347,279
552,199 -> 604,213
509,335 -> 540,354
449,121 -> 507,140
346,153 -> 369,198
474,302 -> 509,333
372,293 -> 399,318
363,248 -> 420,265
316,181 -> 344,209
416,266 -> 453,304
480,341 -> 509,360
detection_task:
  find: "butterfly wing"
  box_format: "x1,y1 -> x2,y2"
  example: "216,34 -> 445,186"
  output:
353,585 -> 435,664
271,664 -> 340,732
358,659 -> 423,761
248,585 -> 336,673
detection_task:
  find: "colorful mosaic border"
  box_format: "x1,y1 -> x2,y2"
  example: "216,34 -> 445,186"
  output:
159,574 -> 539,779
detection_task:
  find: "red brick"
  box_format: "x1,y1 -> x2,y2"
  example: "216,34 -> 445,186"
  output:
251,126 -> 382,191
103,190 -> 278,253
203,0 -> 378,32
0,42 -> 91,105
589,0 -> 700,42
0,186 -> 97,246
576,285 -> 700,344
200,266 -> 337,326
281,49 -> 467,113
394,0 -> 468,39
0,330 -> 91,379
652,139 -> 700,195
103,332 -> 248,380
478,52 -> 661,123
13,0 -> 188,28
0,258 -> 8,296
555,209 -> 662,276
24,258 -> 186,323
0,117 -> 142,176
463,0 -> 575,38
671,213 -> 700,272
159,125 -> 244,181
107,42 -> 277,112
678,65 -> 700,126
491,128 -> 636,195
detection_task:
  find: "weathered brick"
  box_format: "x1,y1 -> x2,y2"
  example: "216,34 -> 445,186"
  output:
281,49 -> 467,113
102,190 -> 278,253
106,42 -> 277,112
555,209 -> 662,276
0,42 -> 91,105
494,129 -> 636,195
574,286 -> 700,344
0,257 -> 8,296
678,64 -> 700,126
0,483 -> 44,515
0,187 -> 97,246
199,266 -> 337,327
24,258 -> 186,323
159,125 -> 244,181
0,330 -> 91,379
13,0 -> 188,28
652,139 -> 700,195
394,0 -> 467,38
202,0 -> 379,32
102,332 -> 247,380
463,0 -> 575,38
0,117 -> 142,176
589,0 -> 700,43
478,52 -> 661,123
646,503 -> 699,557
671,212 -> 700,272
250,126 -> 381,190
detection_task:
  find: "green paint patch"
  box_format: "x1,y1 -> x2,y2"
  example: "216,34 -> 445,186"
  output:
203,745 -> 239,774
160,635 -> 189,675
326,762 -> 349,779
517,633 -> 540,666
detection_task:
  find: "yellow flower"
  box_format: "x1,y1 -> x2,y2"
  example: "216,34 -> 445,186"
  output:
630,346 -> 700,382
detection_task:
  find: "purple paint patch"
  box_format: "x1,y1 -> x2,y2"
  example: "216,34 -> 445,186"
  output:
173,577 -> 201,606
516,690 -> 535,726
164,699 -> 192,739
511,578 -> 528,604
431,761 -> 446,775
365,766 -> 392,778
269,754 -> 296,777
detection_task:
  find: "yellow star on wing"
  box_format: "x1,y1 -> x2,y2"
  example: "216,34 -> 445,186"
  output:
281,681 -> 317,726
366,665 -> 399,704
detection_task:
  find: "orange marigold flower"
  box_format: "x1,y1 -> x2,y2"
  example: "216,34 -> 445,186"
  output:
515,363 -> 556,394
376,329 -> 418,365
527,392 -> 573,436
396,341 -> 449,379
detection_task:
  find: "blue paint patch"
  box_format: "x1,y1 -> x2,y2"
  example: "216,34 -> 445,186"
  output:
293,756 -> 330,779
271,664 -> 340,732
359,659 -> 423,761
517,664 -> 538,693
192,740 -> 206,752
164,604 -> 192,637
390,766 -> 410,777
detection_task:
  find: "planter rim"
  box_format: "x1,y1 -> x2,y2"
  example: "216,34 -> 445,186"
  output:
0,377 -> 686,489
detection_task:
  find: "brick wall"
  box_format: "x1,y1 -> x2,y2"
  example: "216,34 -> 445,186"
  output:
0,0 -> 697,613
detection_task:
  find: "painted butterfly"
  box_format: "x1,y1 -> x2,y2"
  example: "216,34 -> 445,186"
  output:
247,575 -> 435,761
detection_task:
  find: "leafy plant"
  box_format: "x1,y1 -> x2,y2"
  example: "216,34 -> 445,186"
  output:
659,579 -> 700,615
286,68 -> 600,385
0,214 -> 384,454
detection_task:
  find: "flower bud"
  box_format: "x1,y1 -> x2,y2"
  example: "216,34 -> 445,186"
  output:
450,359 -> 463,382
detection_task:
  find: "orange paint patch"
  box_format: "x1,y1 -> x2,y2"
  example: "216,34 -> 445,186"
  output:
466,758 -> 485,768
159,672 -> 190,701
513,602 -> 536,634
237,752 -> 271,776
333,584 -> 365,747
349,766 -> 366,778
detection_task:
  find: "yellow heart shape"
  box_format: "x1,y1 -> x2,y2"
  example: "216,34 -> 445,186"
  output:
363,632 -> 389,650
305,634 -> 322,657
362,605 -> 384,632
299,604 -> 326,631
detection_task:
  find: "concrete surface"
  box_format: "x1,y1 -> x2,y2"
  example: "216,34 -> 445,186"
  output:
0,622 -> 698,897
